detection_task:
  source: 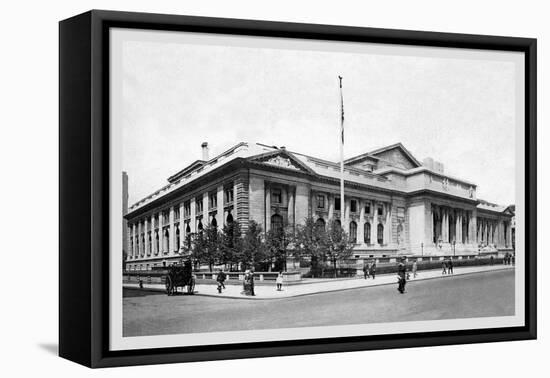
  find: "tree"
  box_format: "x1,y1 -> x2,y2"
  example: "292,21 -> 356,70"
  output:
294,217 -> 329,276
220,221 -> 242,270
325,220 -> 355,277
265,225 -> 294,272
240,221 -> 267,270
191,224 -> 221,272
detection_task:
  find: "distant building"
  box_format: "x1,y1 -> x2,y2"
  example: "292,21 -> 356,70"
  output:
124,142 -> 514,271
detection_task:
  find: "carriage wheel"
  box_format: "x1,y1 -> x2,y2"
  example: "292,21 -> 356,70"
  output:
165,276 -> 173,296
187,279 -> 195,294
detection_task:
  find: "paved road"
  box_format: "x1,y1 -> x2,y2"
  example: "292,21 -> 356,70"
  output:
123,269 -> 514,337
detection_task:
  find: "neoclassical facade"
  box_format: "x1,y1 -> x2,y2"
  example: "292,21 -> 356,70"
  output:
124,142 -> 514,270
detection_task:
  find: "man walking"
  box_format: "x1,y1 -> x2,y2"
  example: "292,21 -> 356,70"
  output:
412,259 -> 418,278
216,269 -> 227,293
363,262 -> 370,279
447,258 -> 454,275
442,259 -> 447,275
397,258 -> 407,294
370,262 -> 376,279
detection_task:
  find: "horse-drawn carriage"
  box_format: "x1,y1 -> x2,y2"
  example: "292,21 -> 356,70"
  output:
164,259 -> 196,295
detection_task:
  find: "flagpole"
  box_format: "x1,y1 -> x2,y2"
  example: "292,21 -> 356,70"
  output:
338,76 -> 344,220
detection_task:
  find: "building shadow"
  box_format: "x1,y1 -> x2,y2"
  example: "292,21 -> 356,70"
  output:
38,343 -> 58,356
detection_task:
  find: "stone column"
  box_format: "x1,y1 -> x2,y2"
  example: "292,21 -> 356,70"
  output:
288,186 -> 295,228
265,182 -> 271,232
343,198 -> 350,233
470,212 -> 476,245
131,224 -> 136,258
203,196 -> 209,226
217,185 -> 224,227
169,207 -> 175,254
137,221 -> 142,257
328,194 -> 334,221
144,217 -> 149,255
152,217 -> 157,255
190,198 -> 196,233
455,212 -> 462,244
442,209 -> 448,243
384,202 -> 391,245
358,200 -> 365,245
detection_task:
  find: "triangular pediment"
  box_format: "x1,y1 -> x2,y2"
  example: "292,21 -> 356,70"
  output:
345,143 -> 421,171
248,150 -> 315,174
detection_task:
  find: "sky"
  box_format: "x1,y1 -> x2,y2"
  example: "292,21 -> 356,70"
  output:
114,29 -> 521,206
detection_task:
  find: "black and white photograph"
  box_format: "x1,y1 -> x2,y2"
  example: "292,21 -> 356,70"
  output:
108,26 -> 527,351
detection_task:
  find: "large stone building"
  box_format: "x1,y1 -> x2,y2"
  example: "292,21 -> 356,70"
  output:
124,142 -> 514,271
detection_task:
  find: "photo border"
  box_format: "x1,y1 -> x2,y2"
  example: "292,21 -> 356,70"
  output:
59,9 -> 536,368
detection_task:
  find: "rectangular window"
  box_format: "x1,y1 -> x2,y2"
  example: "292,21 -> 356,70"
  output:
196,198 -> 203,213
317,194 -> 325,209
365,203 -> 371,215
335,197 -> 341,211
272,188 -> 282,204
184,201 -> 191,217
350,199 -> 357,213
174,207 -> 180,220
209,192 -> 217,209
224,187 -> 234,203
377,205 -> 384,216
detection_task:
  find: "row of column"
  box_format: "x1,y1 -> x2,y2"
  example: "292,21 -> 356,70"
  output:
129,183 -> 237,260
318,194 -> 392,246
432,206 -> 472,244
477,218 -> 511,247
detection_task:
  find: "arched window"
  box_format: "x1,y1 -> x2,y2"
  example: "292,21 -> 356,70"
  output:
211,216 -> 218,229
175,226 -> 180,252
349,221 -> 357,243
315,218 -> 326,232
364,222 -> 371,244
197,220 -> 203,234
147,233 -> 152,255
185,222 -> 191,248
334,219 -> 342,229
163,229 -> 169,253
226,212 -> 234,224
377,223 -> 384,245
141,235 -> 145,256
271,214 -> 284,237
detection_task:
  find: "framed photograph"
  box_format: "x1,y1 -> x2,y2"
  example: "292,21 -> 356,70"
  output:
59,10 -> 536,368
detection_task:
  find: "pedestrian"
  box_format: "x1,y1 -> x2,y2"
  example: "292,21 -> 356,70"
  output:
442,260 -> 447,275
242,269 -> 252,296
363,262 -> 370,279
370,262 -> 376,279
447,258 -> 454,275
276,271 -> 284,291
397,257 -> 407,294
490,255 -> 494,266
249,270 -> 255,296
216,269 -> 226,293
412,259 -> 418,278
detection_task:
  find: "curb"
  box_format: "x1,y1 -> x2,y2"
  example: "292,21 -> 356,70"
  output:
124,266 -> 514,301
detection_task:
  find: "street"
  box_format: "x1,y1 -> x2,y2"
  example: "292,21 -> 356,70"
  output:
123,269 -> 514,337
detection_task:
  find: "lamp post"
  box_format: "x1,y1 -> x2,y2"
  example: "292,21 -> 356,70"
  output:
421,242 -> 424,256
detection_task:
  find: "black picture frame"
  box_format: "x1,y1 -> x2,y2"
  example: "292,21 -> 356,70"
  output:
59,9 -> 537,368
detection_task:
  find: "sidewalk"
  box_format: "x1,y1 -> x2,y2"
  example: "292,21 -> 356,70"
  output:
123,264 -> 514,300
